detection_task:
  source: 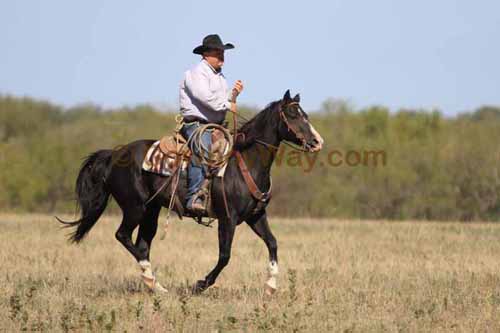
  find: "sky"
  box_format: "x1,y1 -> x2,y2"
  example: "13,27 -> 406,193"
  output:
0,0 -> 499,115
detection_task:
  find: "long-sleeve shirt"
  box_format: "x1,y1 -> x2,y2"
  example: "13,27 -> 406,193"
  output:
179,59 -> 232,124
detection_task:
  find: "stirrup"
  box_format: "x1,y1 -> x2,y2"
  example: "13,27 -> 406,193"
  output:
190,185 -> 209,209
188,206 -> 206,216
194,216 -> 215,228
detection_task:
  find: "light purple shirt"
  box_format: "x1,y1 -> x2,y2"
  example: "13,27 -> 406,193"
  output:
179,60 -> 232,124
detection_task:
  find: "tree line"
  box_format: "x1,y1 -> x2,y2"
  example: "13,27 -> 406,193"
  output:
1,94 -> 499,221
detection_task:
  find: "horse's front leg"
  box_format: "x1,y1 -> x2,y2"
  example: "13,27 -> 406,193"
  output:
193,216 -> 236,294
247,211 -> 279,295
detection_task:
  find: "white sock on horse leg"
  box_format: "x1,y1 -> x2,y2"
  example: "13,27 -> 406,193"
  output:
139,260 -> 168,293
139,260 -> 154,279
266,260 -> 279,290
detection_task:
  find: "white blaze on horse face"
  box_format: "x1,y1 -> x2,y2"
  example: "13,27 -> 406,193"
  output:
308,122 -> 324,152
266,260 -> 279,290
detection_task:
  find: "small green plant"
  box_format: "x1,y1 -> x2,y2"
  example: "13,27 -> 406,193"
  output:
9,293 -> 22,320
135,300 -> 144,320
153,295 -> 162,313
104,309 -> 116,332
179,294 -> 190,318
60,312 -> 71,332
60,300 -> 78,332
288,269 -> 298,305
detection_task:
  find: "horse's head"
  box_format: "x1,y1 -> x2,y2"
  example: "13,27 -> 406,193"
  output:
276,90 -> 324,152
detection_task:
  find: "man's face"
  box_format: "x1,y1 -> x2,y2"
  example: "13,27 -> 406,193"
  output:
203,49 -> 225,71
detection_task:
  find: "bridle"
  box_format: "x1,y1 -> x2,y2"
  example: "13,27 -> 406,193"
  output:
236,101 -> 312,153
233,102 -> 309,153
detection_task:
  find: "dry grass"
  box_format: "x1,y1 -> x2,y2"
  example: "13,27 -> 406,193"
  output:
1,214 -> 500,331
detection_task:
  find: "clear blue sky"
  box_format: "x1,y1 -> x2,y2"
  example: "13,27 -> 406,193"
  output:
1,1 -> 499,114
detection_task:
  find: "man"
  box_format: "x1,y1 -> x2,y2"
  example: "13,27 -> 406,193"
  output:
179,34 -> 243,213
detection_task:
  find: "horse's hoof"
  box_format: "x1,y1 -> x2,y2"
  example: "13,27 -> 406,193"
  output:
264,283 -> 277,296
154,281 -> 168,294
142,275 -> 168,294
141,273 -> 156,291
192,280 -> 207,295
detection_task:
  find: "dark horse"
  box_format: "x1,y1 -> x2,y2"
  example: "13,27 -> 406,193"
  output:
58,90 -> 323,294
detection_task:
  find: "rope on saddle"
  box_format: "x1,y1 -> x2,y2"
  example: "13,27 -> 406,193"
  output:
186,123 -> 234,169
159,115 -> 187,239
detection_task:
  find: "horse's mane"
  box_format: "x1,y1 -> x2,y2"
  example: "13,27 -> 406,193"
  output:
233,100 -> 281,150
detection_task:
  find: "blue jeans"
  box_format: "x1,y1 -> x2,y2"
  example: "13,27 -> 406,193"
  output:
180,122 -> 212,207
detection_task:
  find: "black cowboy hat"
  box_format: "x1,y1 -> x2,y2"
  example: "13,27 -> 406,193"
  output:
193,34 -> 235,55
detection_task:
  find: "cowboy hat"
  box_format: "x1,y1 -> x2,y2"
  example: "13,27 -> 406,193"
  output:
193,34 -> 235,55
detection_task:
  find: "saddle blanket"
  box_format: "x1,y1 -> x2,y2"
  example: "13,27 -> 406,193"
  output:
142,141 -> 188,177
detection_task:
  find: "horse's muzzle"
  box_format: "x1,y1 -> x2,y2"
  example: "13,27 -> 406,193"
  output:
305,138 -> 323,152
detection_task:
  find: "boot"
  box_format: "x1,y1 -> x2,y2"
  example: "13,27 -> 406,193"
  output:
189,197 -> 206,214
187,179 -> 210,215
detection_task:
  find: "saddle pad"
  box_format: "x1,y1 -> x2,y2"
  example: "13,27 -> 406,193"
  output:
142,141 -> 188,176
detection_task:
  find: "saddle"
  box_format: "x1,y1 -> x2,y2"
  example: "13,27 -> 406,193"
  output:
142,134 -> 191,176
159,133 -> 190,157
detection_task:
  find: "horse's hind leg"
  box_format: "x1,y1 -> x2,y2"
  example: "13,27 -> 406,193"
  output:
115,205 -> 144,261
246,211 -> 279,295
135,205 -> 167,292
115,205 -> 162,292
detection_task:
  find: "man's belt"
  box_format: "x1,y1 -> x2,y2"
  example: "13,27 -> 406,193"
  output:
183,116 -> 209,124
183,116 -> 223,125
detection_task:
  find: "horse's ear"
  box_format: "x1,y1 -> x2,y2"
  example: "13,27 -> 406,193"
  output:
293,93 -> 300,102
283,90 -> 291,102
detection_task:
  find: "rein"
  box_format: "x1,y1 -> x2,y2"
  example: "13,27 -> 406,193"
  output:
230,100 -> 312,212
234,151 -> 272,202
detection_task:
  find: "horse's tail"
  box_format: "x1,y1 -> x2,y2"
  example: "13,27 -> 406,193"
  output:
56,149 -> 113,243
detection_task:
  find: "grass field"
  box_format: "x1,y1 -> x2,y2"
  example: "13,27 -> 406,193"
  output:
1,214 -> 500,331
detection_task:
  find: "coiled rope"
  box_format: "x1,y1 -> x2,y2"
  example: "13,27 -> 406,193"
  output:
186,123 -> 234,169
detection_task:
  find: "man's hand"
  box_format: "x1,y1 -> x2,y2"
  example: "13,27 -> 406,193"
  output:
233,80 -> 244,94
231,80 -> 244,102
